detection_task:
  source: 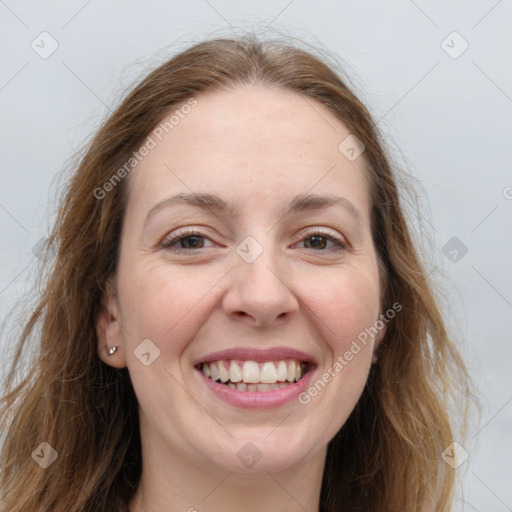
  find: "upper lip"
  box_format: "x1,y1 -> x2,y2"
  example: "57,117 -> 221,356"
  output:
194,347 -> 317,366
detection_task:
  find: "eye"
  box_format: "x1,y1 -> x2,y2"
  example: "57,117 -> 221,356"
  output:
296,229 -> 347,251
161,229 -> 215,251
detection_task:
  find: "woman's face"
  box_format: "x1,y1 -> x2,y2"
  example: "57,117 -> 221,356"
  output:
98,85 -> 384,475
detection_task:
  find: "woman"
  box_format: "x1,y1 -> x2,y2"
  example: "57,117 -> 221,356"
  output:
0,36 -> 474,511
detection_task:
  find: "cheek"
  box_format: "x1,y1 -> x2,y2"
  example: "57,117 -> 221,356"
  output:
296,266 -> 381,439
303,266 -> 381,352
117,262 -> 221,356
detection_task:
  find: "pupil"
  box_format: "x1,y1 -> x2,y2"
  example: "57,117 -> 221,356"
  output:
183,236 -> 202,248
308,235 -> 325,249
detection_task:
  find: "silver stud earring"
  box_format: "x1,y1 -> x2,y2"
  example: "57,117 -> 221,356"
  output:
107,345 -> 118,356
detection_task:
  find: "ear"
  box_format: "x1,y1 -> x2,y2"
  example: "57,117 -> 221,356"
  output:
96,277 -> 127,368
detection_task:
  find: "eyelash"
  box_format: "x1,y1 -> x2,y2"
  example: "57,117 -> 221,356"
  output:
161,229 -> 210,250
301,230 -> 348,251
161,228 -> 348,252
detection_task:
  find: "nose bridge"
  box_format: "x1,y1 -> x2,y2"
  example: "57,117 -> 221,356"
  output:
223,233 -> 298,326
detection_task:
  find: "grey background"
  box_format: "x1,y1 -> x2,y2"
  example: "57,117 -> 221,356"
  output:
1,1 -> 511,510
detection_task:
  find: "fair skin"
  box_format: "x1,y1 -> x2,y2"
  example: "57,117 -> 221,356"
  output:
97,85 -> 384,511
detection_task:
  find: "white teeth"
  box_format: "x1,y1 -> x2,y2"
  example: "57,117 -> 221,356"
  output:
229,361 -> 242,383
218,360 -> 229,383
210,362 -> 220,381
200,358 -> 308,390
242,361 -> 260,384
260,362 -> 278,383
286,361 -> 296,382
276,361 -> 287,381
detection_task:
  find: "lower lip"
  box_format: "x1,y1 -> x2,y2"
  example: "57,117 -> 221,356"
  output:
197,368 -> 314,409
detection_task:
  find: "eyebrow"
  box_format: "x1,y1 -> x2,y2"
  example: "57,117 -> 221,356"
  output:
144,191 -> 363,226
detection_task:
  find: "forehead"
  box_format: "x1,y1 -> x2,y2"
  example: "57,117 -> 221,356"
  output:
125,85 -> 370,222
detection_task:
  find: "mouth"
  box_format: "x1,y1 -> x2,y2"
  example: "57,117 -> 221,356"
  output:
195,358 -> 313,392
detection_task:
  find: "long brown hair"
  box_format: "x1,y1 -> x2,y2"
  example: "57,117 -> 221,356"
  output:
1,36 -> 475,511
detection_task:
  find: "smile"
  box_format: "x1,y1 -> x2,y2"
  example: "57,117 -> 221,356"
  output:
197,359 -> 307,392
194,347 -> 316,408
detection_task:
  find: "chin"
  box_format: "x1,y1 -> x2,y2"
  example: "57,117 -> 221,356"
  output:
200,427 -> 323,475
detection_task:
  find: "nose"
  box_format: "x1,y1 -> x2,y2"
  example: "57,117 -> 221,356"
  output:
222,245 -> 299,328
